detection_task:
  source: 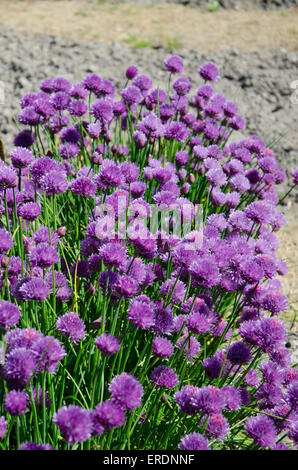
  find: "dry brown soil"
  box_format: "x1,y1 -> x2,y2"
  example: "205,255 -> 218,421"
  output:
0,1 -> 297,51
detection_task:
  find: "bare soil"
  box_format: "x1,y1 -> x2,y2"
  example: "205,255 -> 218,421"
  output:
1,1 -> 297,51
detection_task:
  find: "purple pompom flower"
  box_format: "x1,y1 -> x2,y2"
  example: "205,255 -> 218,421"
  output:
126,66 -> 138,80
18,277 -> 51,302
0,166 -> 18,189
56,312 -> 86,343
0,417 -> 7,440
227,341 -> 252,364
92,400 -> 125,434
3,347 -> 37,390
244,415 -> 277,449
4,390 -> 28,416
10,147 -> 34,169
19,442 -> 54,450
127,296 -> 155,330
31,335 -> 66,374
53,405 -> 93,445
152,337 -> 174,359
95,334 -> 121,356
150,366 -> 179,390
164,55 -> 184,74
17,202 -> 41,222
29,242 -> 59,269
69,177 -> 96,198
172,77 -> 191,96
0,229 -> 13,254
198,62 -> 220,82
109,373 -> 143,411
179,432 -> 210,450
205,413 -> 230,441
0,301 -> 21,330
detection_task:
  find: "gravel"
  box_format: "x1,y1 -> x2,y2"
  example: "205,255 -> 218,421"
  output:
36,0 -> 298,9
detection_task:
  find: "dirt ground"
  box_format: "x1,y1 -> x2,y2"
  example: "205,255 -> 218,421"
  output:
0,1 -> 297,51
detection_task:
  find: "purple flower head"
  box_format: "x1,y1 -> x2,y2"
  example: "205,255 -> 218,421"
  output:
87,122 -> 102,140
33,227 -> 59,248
95,334 -> 121,356
159,278 -> 186,304
99,242 -> 127,270
17,202 -> 41,222
53,405 -> 92,445
179,432 -> 210,450
41,170 -> 68,196
69,83 -> 88,100
138,114 -> 164,139
222,386 -> 242,411
121,85 -> 142,106
4,390 -> 28,416
31,335 -> 66,374
19,442 -> 54,450
189,257 -> 220,289
127,296 -> 155,330
29,242 -> 59,269
29,157 -> 58,185
59,142 -> 80,160
92,401 -> 125,434
3,347 -> 37,390
13,129 -> 35,148
205,413 -> 229,441
68,100 -> 88,117
261,290 -> 288,315
164,55 -> 184,74
18,277 -> 50,302
83,74 -> 102,94
51,77 -> 71,94
285,381 -> 298,412
150,366 -> 179,390
199,62 -> 220,82
176,336 -> 201,363
202,356 -> 223,380
126,66 -> 138,80
164,121 -> 190,143
239,318 -> 287,353
292,168 -> 298,185
245,201 -> 274,225
69,177 -> 96,198
152,337 -> 174,359
0,417 -> 7,440
10,147 -> 34,169
109,373 -> 143,411
133,74 -> 152,92
0,229 -> 13,254
193,386 -> 225,415
90,99 -> 113,125
50,91 -> 71,111
0,166 -> 17,189
245,415 -> 277,449
95,162 -> 124,190
56,312 -> 86,343
172,76 -> 191,96
0,301 -> 21,330
227,341 -> 252,366
18,106 -> 40,126
120,162 -> 140,184
229,174 -> 250,194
